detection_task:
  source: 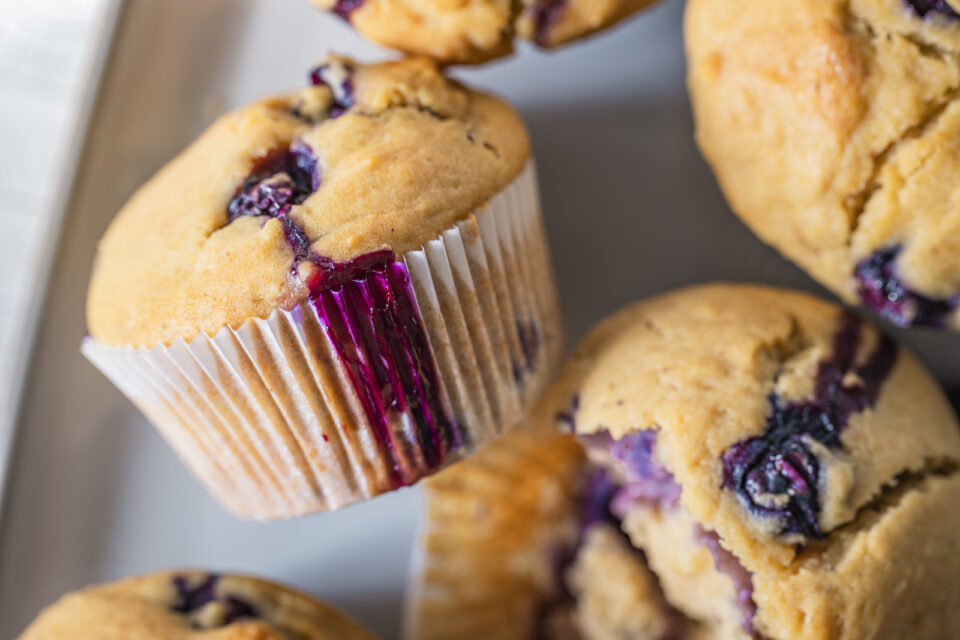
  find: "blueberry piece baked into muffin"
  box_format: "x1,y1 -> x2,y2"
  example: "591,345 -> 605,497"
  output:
687,0 -> 960,329
308,0 -> 658,64
83,56 -> 563,519
17,571 -> 375,639
555,284 -> 960,639
409,421 -> 692,639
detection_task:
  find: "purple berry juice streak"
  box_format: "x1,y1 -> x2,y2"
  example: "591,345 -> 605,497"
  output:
578,429 -> 682,516
309,62 -> 355,118
722,314 -> 898,538
313,259 -> 456,485
906,0 -> 960,18
854,246 -> 958,328
695,527 -> 762,640
171,575 -> 259,625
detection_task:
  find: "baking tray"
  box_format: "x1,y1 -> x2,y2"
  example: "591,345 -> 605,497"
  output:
1,0 -> 957,637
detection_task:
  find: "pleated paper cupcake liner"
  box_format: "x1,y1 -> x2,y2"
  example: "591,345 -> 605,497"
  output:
82,161 -> 563,519
406,425 -> 586,640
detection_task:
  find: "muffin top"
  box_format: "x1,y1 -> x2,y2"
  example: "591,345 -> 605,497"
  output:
687,0 -> 960,329
86,56 -> 529,347
17,571 -> 375,640
551,284 -> 960,568
309,0 -> 658,64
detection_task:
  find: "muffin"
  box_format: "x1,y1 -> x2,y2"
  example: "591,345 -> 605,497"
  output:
408,418 -> 695,639
83,56 -> 563,519
687,0 -> 960,329
555,284 -> 960,639
17,570 -> 374,639
309,0 -> 659,64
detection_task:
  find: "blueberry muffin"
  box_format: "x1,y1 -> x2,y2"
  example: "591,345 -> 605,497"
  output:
409,420 -> 695,639
309,0 -> 658,64
17,571 -> 375,639
555,284 -> 960,639
83,56 -> 563,519
687,0 -> 960,329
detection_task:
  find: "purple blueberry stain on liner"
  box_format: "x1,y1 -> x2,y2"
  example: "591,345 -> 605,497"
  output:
855,246 -> 958,328
309,61 -> 355,118
227,143 -> 459,488
722,313 -> 898,539
906,0 -> 960,18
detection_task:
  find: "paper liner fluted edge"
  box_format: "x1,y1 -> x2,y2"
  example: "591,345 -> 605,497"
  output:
82,161 -> 563,519
404,426 -> 585,640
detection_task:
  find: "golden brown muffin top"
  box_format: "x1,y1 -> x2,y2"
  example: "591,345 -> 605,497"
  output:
553,284 -> 960,567
687,0 -> 960,329
86,56 -> 529,347
17,571 -> 376,640
309,0 -> 658,64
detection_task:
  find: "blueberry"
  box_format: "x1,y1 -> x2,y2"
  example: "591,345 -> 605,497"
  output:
170,575 -> 258,625
227,143 -> 319,223
329,0 -> 365,20
906,0 -> 960,18
530,0 -> 567,46
855,246 -> 958,328
171,575 -> 218,614
309,61 -> 355,117
723,412 -> 824,538
722,314 -> 898,538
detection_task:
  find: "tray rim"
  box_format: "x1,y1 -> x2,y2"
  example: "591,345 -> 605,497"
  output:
0,0 -> 126,532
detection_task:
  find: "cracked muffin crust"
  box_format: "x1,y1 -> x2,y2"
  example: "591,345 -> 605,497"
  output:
554,284 -> 960,639
88,56 -> 529,347
17,571 -> 375,640
687,0 -> 960,329
308,0 -> 658,65
410,422 -> 692,640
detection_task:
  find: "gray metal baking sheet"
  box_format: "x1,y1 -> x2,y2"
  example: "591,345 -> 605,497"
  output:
1,0 -> 957,638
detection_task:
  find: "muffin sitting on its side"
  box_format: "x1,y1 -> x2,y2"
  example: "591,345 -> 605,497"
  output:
557,284 -> 960,639
309,0 -> 659,64
18,571 -> 375,640
687,0 -> 960,329
83,56 -> 563,519
412,283 -> 960,639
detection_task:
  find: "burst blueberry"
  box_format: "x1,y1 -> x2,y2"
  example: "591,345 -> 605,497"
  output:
170,574 -> 259,625
906,0 -> 960,18
722,314 -> 897,538
227,143 -> 319,222
855,246 -> 958,328
309,61 -> 355,117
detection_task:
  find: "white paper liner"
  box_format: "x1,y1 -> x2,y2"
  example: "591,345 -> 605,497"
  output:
82,161 -> 563,519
